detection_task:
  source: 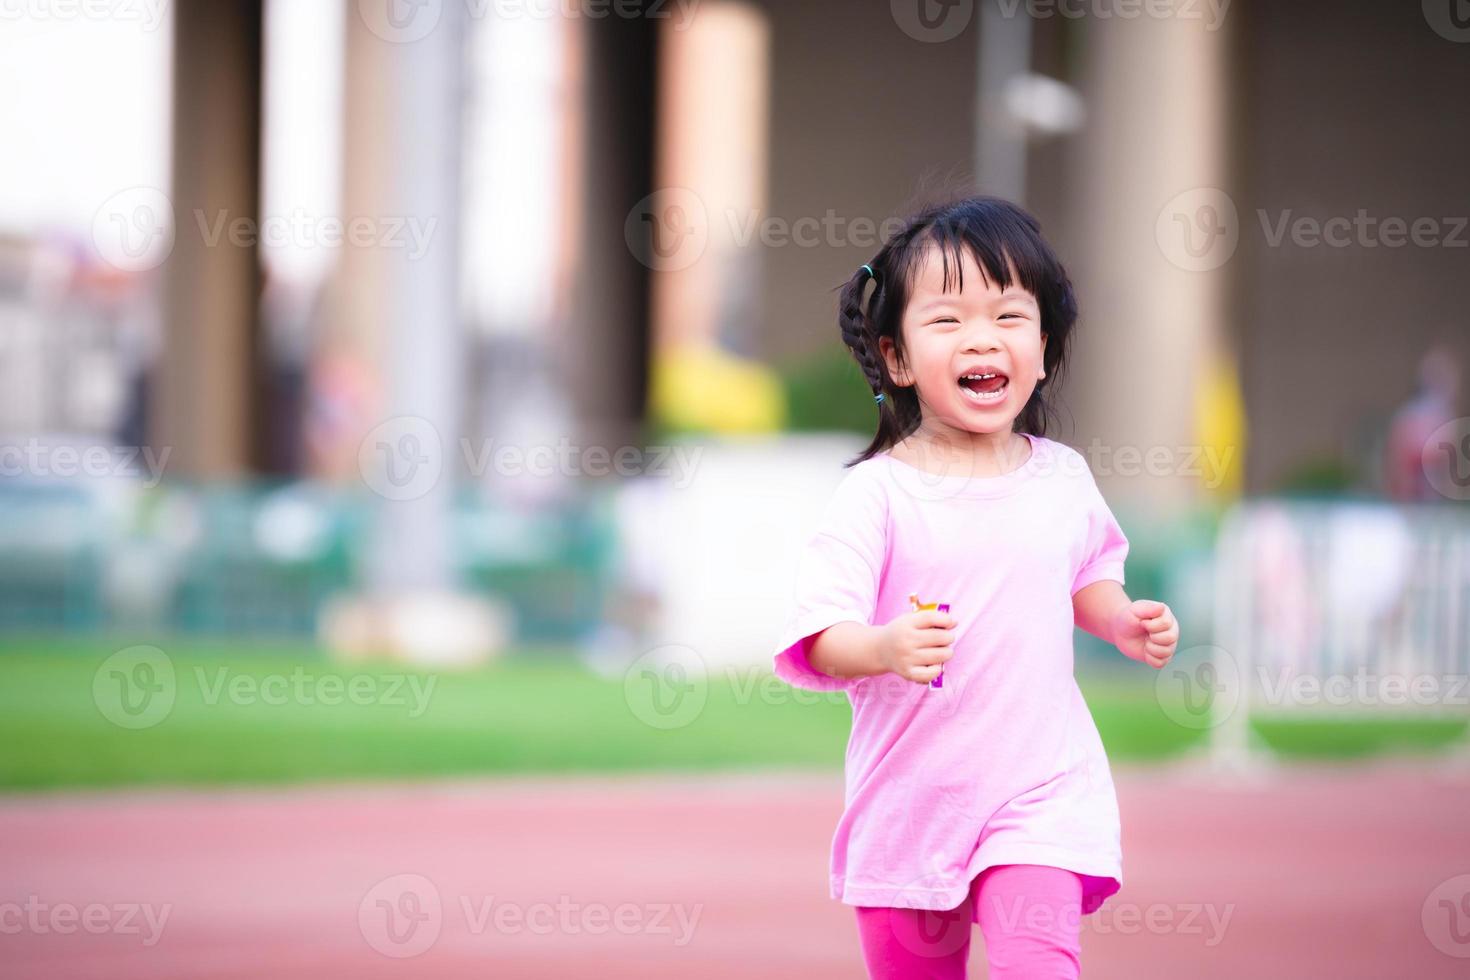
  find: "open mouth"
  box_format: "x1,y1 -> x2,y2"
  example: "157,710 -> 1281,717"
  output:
958,370 -> 1010,404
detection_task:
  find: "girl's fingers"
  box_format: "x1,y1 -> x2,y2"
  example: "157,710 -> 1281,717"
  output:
909,664 -> 943,684
1145,615 -> 1173,634
915,646 -> 954,665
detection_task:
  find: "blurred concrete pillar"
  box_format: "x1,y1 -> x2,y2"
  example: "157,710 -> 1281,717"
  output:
346,2 -> 465,596
1070,12 -> 1236,510
975,0 -> 1033,201
156,0 -> 263,478
315,1 -> 507,665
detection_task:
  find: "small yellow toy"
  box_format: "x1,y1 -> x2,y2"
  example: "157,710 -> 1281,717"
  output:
908,593 -> 952,689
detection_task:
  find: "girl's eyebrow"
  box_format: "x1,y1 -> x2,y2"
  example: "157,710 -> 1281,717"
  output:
913,290 -> 1037,314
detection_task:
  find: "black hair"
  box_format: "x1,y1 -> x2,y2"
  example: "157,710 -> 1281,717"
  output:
836,194 -> 1078,467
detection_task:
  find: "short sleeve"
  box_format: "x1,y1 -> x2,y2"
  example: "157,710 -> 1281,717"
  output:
1071,463 -> 1129,596
771,468 -> 888,693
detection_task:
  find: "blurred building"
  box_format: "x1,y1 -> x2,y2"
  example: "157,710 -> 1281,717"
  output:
0,0 -> 1466,650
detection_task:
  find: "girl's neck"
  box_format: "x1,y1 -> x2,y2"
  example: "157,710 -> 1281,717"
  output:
891,423 -> 1031,479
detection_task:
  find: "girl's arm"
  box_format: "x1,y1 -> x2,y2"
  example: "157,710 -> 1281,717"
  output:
1073,579 -> 1179,669
808,622 -> 888,680
1072,579 -> 1131,644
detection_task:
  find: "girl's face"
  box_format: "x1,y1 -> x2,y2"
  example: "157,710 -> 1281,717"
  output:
879,243 -> 1047,442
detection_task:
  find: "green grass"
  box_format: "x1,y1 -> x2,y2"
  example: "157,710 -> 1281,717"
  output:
0,636 -> 1464,792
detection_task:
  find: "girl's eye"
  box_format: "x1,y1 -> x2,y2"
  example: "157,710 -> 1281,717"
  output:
931,317 -> 959,325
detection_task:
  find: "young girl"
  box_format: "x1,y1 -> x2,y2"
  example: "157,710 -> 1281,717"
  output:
772,196 -> 1179,979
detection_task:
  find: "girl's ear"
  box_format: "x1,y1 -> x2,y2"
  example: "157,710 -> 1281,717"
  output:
1039,332 -> 1048,378
879,334 -> 913,387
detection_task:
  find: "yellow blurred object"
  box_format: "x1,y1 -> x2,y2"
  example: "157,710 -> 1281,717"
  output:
651,343 -> 787,434
1195,350 -> 1247,499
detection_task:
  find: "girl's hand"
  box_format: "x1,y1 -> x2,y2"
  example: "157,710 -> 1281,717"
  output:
877,609 -> 956,684
1111,598 -> 1178,669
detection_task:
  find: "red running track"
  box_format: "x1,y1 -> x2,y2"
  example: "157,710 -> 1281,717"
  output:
2,759 -> 1468,979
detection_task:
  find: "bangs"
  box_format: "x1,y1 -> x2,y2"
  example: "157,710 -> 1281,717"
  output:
894,200 -> 1059,302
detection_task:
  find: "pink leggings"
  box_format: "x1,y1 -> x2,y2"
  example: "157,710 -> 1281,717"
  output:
854,864 -> 1083,979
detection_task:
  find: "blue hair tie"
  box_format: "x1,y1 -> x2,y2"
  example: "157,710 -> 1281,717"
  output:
874,392 -> 885,405
861,263 -> 876,280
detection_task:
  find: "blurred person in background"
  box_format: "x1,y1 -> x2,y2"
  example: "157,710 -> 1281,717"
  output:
1385,342 -> 1462,502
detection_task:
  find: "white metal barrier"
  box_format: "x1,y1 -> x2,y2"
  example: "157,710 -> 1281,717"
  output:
1209,499 -> 1470,769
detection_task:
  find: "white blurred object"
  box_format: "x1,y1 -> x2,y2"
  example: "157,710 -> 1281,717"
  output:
253,488 -> 331,563
1004,72 -> 1087,136
1325,505 -> 1412,622
642,433 -> 865,674
320,591 -> 512,668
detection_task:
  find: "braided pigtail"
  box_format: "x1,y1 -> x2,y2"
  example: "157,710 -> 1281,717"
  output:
837,258 -> 917,467
839,264 -> 888,403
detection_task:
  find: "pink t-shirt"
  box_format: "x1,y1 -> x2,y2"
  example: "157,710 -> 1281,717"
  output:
772,432 -> 1128,919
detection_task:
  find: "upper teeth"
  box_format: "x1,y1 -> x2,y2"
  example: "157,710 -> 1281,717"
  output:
963,373 -> 997,380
